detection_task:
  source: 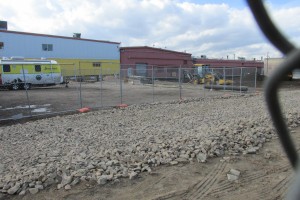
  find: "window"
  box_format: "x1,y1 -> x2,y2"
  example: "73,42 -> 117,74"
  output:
3,65 -> 10,72
183,60 -> 187,64
42,44 -> 53,51
93,62 -> 101,67
0,42 -> 3,49
35,65 -> 41,72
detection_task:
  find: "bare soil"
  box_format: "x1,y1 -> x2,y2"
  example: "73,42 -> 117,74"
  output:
2,127 -> 298,200
0,79 -> 257,121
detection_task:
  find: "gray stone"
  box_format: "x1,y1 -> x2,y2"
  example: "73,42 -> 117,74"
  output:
7,183 -> 21,194
19,190 -> 26,196
106,161 -> 113,166
3,184 -> 11,190
227,173 -> 239,181
0,164 -> 5,173
35,181 -> 42,185
97,175 -> 109,185
29,182 -> 35,188
64,184 -> 71,190
60,175 -> 73,187
170,161 -> 178,165
229,169 -> 241,176
175,157 -> 189,163
142,166 -> 152,172
29,188 -> 39,194
0,189 -> 7,193
129,171 -> 138,180
73,169 -> 87,177
246,147 -> 257,154
35,184 -> 44,190
179,154 -> 189,159
197,153 -> 207,163
70,177 -> 80,186
57,184 -> 63,189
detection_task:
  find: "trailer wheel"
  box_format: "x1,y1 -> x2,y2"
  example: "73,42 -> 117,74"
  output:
23,83 -> 31,90
12,83 -> 20,90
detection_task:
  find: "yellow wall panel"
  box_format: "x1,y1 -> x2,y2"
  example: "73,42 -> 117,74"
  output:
50,58 -> 120,76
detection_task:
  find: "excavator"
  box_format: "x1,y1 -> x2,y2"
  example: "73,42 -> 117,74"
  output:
183,64 -> 233,85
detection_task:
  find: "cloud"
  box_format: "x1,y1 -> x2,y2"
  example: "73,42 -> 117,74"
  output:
0,0 -> 299,59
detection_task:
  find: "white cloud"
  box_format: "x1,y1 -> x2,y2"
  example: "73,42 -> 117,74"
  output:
0,0 -> 299,59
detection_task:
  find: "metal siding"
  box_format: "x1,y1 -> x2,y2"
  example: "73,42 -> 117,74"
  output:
0,32 -> 119,60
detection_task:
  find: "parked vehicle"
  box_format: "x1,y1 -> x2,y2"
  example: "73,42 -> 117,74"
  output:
0,57 -> 64,90
183,64 -> 233,85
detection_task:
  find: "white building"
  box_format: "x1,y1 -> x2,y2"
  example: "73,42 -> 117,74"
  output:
0,21 -> 120,76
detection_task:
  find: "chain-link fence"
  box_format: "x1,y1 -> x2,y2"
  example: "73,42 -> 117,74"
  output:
0,63 -> 260,121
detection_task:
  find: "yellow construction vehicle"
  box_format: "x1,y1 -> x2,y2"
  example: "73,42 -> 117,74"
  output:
184,64 -> 233,85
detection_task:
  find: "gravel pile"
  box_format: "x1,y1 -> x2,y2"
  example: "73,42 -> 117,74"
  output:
0,90 -> 300,195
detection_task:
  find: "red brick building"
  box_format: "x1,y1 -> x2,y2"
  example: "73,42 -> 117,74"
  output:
120,46 -> 193,77
193,58 -> 263,68
120,46 -> 264,78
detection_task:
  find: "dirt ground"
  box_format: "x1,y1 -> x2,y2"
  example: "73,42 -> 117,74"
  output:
1,79 -> 299,122
2,127 -> 298,200
0,79 -> 257,121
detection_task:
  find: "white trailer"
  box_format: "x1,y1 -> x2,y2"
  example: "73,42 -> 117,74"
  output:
0,58 -> 64,90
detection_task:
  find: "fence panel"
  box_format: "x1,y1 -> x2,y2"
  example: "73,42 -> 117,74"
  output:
0,65 -> 259,122
0,64 -> 32,120
27,63 -> 78,116
152,66 -> 182,103
121,67 -> 154,105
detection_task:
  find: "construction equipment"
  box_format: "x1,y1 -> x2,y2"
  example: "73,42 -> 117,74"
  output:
183,64 -> 233,85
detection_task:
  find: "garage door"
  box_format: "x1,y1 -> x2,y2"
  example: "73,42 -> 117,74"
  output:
136,64 -> 147,76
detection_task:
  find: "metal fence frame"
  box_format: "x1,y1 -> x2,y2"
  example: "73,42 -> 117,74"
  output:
0,64 -> 260,121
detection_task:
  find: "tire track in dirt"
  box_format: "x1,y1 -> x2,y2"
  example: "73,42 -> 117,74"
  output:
182,162 -> 227,200
151,162 -> 227,200
258,173 -> 293,200
204,162 -> 292,199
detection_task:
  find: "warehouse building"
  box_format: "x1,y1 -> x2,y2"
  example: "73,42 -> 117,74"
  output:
193,57 -> 263,68
0,21 -> 120,77
120,46 -> 193,78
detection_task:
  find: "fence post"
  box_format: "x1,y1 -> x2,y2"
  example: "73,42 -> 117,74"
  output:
120,67 -> 123,104
74,63 -> 80,108
100,65 -> 103,107
22,64 -> 32,117
179,66 -> 182,100
152,65 -> 154,103
223,66 -> 226,91
254,67 -> 257,93
240,67 -> 243,94
79,62 -> 83,108
232,67 -> 234,92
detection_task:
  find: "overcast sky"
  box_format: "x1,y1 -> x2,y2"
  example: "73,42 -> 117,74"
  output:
1,0 -> 300,60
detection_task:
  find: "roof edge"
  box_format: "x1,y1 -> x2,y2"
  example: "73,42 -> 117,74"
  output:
0,30 -> 120,45
120,46 -> 192,55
